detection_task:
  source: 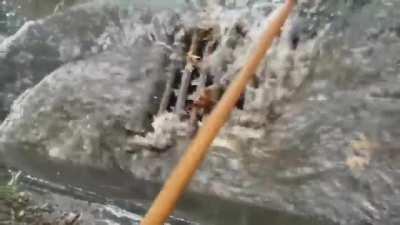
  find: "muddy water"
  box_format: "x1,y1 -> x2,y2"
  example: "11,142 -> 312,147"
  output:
1,145 -> 333,225
0,2 -> 335,224
0,0 -> 361,224
2,0 -> 187,19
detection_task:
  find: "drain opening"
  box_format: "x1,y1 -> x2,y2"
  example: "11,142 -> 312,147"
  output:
158,27 -> 247,120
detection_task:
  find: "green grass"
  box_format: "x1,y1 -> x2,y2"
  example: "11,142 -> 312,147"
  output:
0,171 -> 21,201
0,184 -> 18,201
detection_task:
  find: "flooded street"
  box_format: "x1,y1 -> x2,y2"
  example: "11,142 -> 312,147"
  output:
1,0 -> 400,224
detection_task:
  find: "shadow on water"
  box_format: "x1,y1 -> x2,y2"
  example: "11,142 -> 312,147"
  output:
177,192 -> 335,225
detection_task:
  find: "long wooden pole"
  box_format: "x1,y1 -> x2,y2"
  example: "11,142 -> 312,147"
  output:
141,1 -> 296,224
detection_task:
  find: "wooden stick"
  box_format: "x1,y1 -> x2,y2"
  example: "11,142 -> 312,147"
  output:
141,1 -> 296,224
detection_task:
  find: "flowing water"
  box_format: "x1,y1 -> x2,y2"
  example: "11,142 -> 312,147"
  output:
0,2 -> 321,225
1,0 -> 400,225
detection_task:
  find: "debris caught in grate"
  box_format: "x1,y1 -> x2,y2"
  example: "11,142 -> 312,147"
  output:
128,23 -> 253,152
158,26 -> 245,127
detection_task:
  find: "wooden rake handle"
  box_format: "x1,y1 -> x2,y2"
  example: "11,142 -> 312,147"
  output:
141,1 -> 296,224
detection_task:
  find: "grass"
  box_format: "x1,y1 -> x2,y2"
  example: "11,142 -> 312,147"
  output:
0,170 -> 20,200
0,184 -> 18,201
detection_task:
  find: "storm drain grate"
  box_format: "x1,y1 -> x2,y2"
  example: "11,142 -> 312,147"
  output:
158,26 -> 245,122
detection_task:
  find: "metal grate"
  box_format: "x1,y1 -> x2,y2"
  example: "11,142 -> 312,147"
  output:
158,26 -> 245,123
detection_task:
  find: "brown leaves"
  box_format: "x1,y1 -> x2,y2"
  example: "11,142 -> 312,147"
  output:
346,133 -> 378,172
